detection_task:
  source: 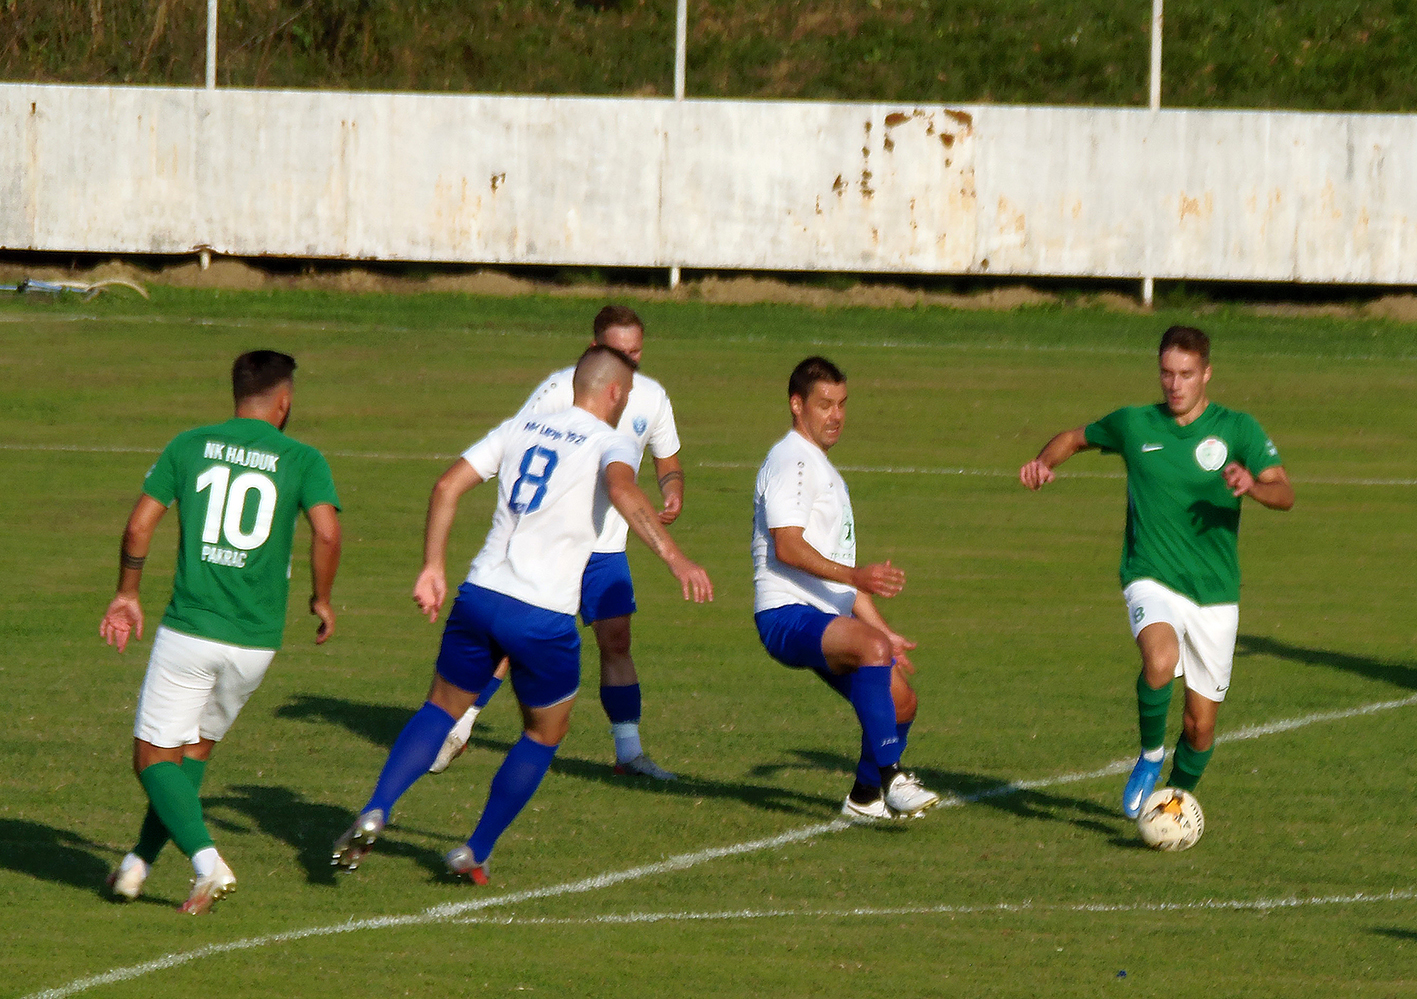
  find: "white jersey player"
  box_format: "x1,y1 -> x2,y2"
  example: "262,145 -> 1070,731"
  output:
752,356 -> 939,821
333,345 -> 711,885
432,306 -> 687,781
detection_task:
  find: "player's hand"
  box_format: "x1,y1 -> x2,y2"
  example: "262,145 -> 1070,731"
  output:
887,632 -> 917,673
1222,461 -> 1255,497
413,566 -> 448,622
853,560 -> 905,598
669,557 -> 713,603
658,492 -> 683,526
1019,458 -> 1056,491
309,596 -> 336,644
100,594 -> 143,653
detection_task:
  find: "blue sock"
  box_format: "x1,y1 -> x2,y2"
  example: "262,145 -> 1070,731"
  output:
468,734 -> 559,863
599,683 -> 641,725
364,702 -> 455,816
473,675 -> 503,710
855,731 -> 879,787
897,718 -> 913,755
849,665 -> 903,770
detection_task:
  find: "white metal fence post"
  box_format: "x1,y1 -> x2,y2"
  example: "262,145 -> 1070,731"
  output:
1142,0 -> 1163,306
668,0 -> 687,290
200,0 -> 218,269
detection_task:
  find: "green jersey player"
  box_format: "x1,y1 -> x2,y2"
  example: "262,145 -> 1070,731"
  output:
100,350 -> 342,914
1019,326 -> 1293,818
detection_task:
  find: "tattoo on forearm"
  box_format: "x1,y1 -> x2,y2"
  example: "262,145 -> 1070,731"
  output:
630,508 -> 672,558
657,470 -> 684,491
120,549 -> 146,571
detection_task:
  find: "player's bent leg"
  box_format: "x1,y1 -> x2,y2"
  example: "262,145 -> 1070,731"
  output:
134,740 -> 215,858
455,698 -> 575,881
821,618 -> 939,819
429,661 -> 507,775
1124,621 -> 1181,818
1168,688 -> 1219,791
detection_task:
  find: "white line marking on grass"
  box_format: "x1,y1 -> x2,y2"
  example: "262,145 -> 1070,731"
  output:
698,460 -> 1417,488
5,444 -> 1414,486
444,887 -> 1417,927
26,692 -> 1417,999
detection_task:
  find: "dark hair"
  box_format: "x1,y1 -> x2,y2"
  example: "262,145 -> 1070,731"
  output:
232,350 -> 297,402
578,343 -> 640,373
788,356 -> 845,400
593,305 -> 644,340
1159,326 -> 1210,364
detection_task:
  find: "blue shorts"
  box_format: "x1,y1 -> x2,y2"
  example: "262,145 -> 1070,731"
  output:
755,604 -> 836,673
579,551 -> 636,626
436,583 -> 581,709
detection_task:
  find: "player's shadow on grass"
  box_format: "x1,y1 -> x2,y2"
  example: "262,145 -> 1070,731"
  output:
277,693 -> 839,817
0,819 -> 115,895
1372,927 -> 1417,942
275,694 -> 414,748
1236,634 -> 1417,691
204,784 -> 380,885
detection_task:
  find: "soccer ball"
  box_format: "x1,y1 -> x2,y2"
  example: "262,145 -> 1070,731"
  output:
1136,788 -> 1204,851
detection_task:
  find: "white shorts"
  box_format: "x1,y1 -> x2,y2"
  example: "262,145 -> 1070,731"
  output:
1122,578 -> 1239,703
133,626 -> 276,747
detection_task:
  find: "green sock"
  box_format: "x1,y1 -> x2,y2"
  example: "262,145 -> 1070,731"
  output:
134,757 -> 208,864
1136,672 -> 1173,751
137,761 -> 214,859
1166,737 -> 1215,791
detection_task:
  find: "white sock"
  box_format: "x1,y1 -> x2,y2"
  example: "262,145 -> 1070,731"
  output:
611,722 -> 642,763
1142,746 -> 1165,763
191,846 -> 221,878
119,852 -> 149,877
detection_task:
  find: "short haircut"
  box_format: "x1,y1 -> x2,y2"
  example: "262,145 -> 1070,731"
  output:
232,350 -> 297,402
572,343 -> 639,399
1159,326 -> 1210,364
593,305 -> 644,340
788,355 -> 846,400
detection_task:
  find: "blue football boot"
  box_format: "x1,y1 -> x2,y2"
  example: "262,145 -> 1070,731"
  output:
1122,752 -> 1164,819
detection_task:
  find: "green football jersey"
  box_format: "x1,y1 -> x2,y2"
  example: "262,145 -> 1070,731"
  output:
1084,402 -> 1281,606
142,417 -> 340,649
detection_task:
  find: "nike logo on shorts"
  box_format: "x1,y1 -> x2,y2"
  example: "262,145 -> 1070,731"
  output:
1141,443 -> 1164,452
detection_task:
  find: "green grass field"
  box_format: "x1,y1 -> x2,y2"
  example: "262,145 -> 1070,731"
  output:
2,292 -> 1415,998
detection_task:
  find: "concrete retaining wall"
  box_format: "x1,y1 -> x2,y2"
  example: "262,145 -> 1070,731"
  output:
3,83 -> 1413,283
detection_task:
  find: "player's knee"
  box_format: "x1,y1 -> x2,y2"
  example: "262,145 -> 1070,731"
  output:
1182,715 -> 1215,751
858,633 -> 893,668
593,618 -> 632,657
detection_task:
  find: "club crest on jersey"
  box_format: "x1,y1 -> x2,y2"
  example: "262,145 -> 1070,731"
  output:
633,416 -> 648,436
1194,436 -> 1228,472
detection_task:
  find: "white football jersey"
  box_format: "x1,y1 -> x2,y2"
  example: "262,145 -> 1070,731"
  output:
519,366 -> 680,553
461,407 -> 638,615
752,430 -> 858,616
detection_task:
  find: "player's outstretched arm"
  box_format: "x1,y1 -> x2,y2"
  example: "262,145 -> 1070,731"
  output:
605,462 -> 712,603
306,503 -> 341,644
653,454 -> 685,525
100,494 -> 167,653
413,459 -> 484,622
1019,427 -> 1092,490
770,526 -> 905,598
1223,462 -> 1295,510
